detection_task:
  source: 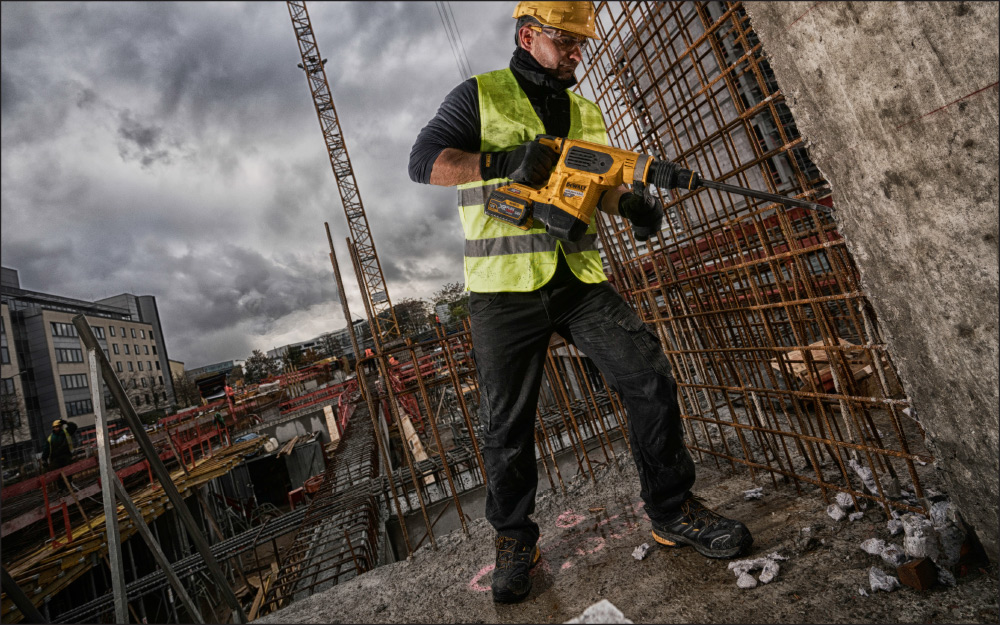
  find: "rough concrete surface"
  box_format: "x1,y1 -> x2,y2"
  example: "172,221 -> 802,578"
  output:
744,1 -> 999,559
257,457 -> 998,624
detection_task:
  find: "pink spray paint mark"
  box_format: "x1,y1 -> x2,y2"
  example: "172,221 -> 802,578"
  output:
575,536 -> 606,556
556,509 -> 585,528
561,561 -> 573,570
468,563 -> 494,592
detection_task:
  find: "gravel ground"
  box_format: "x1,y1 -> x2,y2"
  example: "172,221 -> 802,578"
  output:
257,454 -> 998,624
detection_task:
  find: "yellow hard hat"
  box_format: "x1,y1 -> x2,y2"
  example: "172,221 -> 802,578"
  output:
52,419 -> 62,428
513,1 -> 598,39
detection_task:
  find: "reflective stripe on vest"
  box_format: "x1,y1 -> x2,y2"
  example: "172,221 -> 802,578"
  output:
459,68 -> 609,293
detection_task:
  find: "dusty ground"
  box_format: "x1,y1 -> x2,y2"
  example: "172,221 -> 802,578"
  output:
257,455 -> 998,624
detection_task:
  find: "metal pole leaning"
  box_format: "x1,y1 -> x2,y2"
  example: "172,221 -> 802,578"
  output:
1,565 -> 48,624
89,346 -> 129,624
71,315 -> 249,624
111,476 -> 205,623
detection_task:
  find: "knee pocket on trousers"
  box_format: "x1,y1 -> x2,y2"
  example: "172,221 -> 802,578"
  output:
610,308 -> 673,379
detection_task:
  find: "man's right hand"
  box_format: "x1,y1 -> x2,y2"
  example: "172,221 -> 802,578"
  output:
480,139 -> 559,186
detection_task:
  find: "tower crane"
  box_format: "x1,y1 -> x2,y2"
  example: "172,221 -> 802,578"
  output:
286,0 -> 400,347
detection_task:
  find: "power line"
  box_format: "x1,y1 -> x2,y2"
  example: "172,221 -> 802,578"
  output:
435,1 -> 472,80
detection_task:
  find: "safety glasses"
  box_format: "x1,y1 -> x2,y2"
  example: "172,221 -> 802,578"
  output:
531,25 -> 590,54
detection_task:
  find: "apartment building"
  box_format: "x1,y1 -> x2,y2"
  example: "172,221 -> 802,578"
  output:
0,267 -> 175,458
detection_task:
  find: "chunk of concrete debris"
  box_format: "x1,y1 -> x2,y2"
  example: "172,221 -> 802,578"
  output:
937,568 -> 957,587
869,566 -> 901,592
860,538 -> 886,555
565,599 -> 634,624
848,511 -> 865,522
632,543 -> 650,561
759,559 -> 780,584
880,543 -> 908,567
743,486 -> 764,500
728,553 -> 787,588
887,518 -> 904,536
835,492 -> 855,510
737,572 -> 758,588
827,503 -> 847,521
902,514 -> 940,560
858,587 -> 869,597
849,458 -> 879,495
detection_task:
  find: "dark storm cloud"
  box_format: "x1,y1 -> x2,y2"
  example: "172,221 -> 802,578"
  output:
1,1 -> 519,366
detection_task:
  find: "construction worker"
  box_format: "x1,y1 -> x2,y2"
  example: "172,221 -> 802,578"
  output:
409,2 -> 752,604
42,419 -> 77,484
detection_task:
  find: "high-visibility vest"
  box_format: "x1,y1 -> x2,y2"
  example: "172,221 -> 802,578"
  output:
48,430 -> 74,454
458,68 -> 609,292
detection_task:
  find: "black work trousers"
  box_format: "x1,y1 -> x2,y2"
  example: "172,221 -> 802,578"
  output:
470,255 -> 696,546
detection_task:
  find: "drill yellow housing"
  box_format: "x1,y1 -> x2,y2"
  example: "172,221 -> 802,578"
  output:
485,136 -> 656,243
485,134 -> 830,243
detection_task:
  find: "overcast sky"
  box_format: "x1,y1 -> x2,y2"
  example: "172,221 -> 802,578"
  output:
1,1 -> 522,368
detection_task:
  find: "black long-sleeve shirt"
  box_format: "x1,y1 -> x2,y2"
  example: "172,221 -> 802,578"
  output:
408,48 -> 575,184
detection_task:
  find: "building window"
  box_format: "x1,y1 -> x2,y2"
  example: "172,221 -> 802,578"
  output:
141,377 -> 147,388
120,326 -> 126,337
152,346 -> 157,355
131,328 -> 136,339
124,344 -> 130,355
155,361 -> 160,370
134,344 -> 140,355
116,362 -> 123,373
147,361 -> 152,371
51,322 -> 79,337
109,326 -> 116,337
65,398 -> 94,417
145,393 -> 151,404
1,378 -> 15,395
1,410 -> 21,428
144,345 -> 149,355
113,344 -> 120,355
1,346 -> 8,365
140,329 -> 146,339
61,374 -> 89,390
128,362 -> 134,372
138,361 -> 144,371
158,376 -> 164,385
93,326 -> 105,339
56,348 -> 84,363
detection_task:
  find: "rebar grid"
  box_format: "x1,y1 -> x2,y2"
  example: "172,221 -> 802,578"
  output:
346,323 -> 631,562
575,1 -> 929,515
259,405 -> 382,617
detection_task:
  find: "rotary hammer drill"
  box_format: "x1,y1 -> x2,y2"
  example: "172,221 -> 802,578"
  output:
485,135 -> 831,243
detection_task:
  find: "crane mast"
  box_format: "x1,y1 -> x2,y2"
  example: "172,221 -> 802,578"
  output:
286,0 -> 400,346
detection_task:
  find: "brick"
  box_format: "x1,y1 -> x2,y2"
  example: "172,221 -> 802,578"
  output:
897,557 -> 936,591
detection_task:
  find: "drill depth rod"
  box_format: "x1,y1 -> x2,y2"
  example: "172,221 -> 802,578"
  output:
699,178 -> 832,215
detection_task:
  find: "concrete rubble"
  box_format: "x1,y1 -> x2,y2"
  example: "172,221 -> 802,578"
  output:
743,486 -> 764,500
565,600 -> 634,624
728,552 -> 788,589
631,543 -> 650,561
869,566 -> 902,592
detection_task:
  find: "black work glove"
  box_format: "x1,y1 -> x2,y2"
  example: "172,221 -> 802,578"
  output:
480,139 -> 559,186
617,183 -> 664,241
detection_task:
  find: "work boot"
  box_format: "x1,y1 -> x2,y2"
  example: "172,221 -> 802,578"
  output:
651,496 -> 753,559
492,535 -> 541,604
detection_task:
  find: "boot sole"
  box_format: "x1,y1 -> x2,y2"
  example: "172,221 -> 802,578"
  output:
651,528 -> 752,559
492,547 -> 542,604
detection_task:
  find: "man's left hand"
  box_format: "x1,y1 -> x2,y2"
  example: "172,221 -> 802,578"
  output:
618,188 -> 664,241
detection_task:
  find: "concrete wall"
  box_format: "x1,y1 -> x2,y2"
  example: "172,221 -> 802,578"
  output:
745,1 -> 998,558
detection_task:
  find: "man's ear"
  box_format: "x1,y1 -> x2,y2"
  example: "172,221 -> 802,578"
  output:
518,25 -> 535,51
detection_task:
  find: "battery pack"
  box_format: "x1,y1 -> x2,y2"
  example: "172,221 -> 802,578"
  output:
485,188 -> 534,230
